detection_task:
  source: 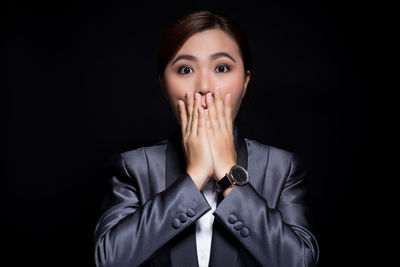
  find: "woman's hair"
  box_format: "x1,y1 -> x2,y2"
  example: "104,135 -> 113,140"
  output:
157,9 -> 254,123
157,10 -> 253,79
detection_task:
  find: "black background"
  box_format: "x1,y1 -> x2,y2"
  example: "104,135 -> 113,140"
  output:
2,1 -> 370,266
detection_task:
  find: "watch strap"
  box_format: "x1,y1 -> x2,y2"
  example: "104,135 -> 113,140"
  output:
216,173 -> 233,193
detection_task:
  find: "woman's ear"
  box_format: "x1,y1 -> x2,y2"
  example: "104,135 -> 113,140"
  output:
158,75 -> 169,101
242,70 -> 251,98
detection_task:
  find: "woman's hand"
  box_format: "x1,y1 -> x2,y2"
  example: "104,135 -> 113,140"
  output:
178,91 -> 214,191
205,88 -> 237,182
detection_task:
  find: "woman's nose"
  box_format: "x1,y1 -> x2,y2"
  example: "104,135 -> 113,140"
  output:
193,70 -> 215,108
197,70 -> 215,94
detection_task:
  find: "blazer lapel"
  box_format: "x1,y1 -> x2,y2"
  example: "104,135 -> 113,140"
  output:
166,123 -> 248,267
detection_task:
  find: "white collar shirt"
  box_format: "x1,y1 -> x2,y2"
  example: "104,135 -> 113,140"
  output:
195,178 -> 218,267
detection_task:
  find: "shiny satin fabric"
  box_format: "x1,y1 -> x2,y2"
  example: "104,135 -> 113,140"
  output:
94,124 -> 319,267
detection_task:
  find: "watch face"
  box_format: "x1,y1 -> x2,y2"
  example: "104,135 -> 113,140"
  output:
230,165 -> 249,185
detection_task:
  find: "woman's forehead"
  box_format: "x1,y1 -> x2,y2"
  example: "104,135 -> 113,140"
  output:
176,29 -> 241,58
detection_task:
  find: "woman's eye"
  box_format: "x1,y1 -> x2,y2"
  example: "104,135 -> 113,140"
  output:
178,66 -> 194,75
215,64 -> 231,73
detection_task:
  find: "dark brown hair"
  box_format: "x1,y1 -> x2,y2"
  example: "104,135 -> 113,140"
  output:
157,10 -> 253,79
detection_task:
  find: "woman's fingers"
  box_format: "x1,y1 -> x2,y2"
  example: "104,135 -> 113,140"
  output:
214,87 -> 228,131
206,92 -> 219,131
205,109 -> 211,131
191,93 -> 200,136
224,93 -> 233,134
183,90 -> 232,136
197,102 -> 206,136
178,100 -> 187,137
185,91 -> 194,135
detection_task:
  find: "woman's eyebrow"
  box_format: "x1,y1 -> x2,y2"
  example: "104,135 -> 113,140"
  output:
210,52 -> 236,63
171,52 -> 236,65
171,54 -> 196,65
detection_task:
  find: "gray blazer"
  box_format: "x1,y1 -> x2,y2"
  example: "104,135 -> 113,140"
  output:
94,124 -> 319,267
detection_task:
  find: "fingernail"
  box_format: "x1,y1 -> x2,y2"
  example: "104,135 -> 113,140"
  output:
215,87 -> 221,94
186,91 -> 191,99
207,92 -> 212,100
227,93 -> 231,101
195,93 -> 199,100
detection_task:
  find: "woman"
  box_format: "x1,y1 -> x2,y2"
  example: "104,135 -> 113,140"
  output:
94,10 -> 319,267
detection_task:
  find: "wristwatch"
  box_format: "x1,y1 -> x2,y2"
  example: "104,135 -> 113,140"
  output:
216,165 -> 249,193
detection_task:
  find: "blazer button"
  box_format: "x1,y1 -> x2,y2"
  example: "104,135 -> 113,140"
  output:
172,218 -> 181,229
178,213 -> 188,223
228,214 -> 238,224
187,208 -> 196,217
240,227 -> 250,237
233,221 -> 243,230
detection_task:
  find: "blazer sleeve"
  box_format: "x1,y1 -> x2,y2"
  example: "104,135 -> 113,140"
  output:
212,153 -> 319,267
94,154 -> 211,267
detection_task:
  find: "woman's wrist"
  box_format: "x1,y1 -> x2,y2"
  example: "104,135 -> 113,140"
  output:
186,168 -> 207,190
215,161 -> 237,181
223,184 -> 235,197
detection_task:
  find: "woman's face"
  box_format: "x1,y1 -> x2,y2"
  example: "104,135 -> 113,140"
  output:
161,29 -> 251,126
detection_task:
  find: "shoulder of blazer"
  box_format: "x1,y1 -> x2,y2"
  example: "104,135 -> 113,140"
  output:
244,138 -> 296,162
120,139 -> 167,160
111,139 -> 168,178
244,138 -> 299,182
